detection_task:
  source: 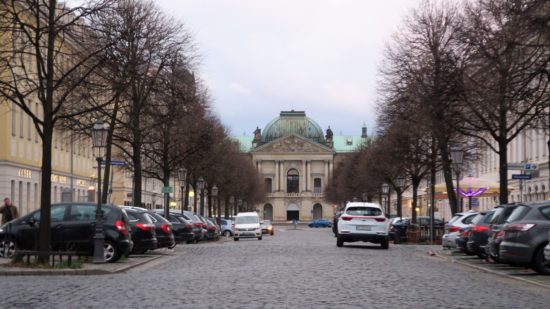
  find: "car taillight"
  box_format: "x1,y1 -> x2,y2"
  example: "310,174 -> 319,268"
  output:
496,230 -> 505,238
472,225 -> 489,233
185,224 -> 193,230
505,223 -> 536,232
375,218 -> 386,222
462,230 -> 470,236
449,225 -> 461,233
161,224 -> 172,234
207,226 -> 216,231
341,216 -> 353,221
194,222 -> 202,228
135,223 -> 154,231
115,220 -> 128,237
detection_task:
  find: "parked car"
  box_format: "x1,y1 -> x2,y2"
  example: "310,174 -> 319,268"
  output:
261,220 -> 274,235
124,207 -> 158,254
485,204 -> 518,262
234,212 -> 262,241
220,219 -> 235,237
144,211 -> 176,250
499,201 -> 550,275
456,226 -> 474,255
545,241 -> 550,262
466,210 -> 495,259
332,212 -> 343,236
154,210 -> 194,244
442,211 -> 478,249
389,217 -> 410,243
204,218 -> 220,240
336,202 -> 389,249
0,203 -> 132,263
308,219 -> 332,228
182,211 -> 206,242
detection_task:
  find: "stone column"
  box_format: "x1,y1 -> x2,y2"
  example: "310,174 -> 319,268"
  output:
324,160 -> 329,191
275,160 -> 279,192
301,160 -> 306,192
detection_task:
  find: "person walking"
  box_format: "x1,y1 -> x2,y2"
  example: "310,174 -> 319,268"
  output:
0,197 -> 19,224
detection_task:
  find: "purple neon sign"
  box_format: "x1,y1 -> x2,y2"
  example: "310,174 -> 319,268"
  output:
455,187 -> 488,197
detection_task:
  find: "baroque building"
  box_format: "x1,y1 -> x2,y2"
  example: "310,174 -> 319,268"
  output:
235,110 -> 368,222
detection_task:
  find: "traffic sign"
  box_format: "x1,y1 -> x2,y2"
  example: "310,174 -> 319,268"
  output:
512,174 -> 531,180
523,163 -> 538,171
162,186 -> 173,193
100,160 -> 127,166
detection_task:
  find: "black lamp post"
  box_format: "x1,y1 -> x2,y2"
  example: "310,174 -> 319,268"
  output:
395,176 -> 405,219
178,168 -> 187,215
451,147 -> 464,212
211,184 -> 218,220
197,176 -> 205,216
382,183 -> 390,216
92,119 -> 109,264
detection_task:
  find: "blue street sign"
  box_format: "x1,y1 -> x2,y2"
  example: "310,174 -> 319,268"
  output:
512,174 -> 531,180
101,160 -> 127,166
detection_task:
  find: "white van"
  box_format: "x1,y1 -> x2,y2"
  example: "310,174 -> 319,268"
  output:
234,212 -> 262,241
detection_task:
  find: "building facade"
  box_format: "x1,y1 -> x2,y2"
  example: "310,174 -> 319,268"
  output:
236,110 -> 367,222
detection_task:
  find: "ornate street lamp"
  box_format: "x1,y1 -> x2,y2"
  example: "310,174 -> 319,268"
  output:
211,184 -> 219,220
382,183 -> 390,216
197,176 -> 205,216
92,119 -> 109,264
178,168 -> 187,215
451,147 -> 464,212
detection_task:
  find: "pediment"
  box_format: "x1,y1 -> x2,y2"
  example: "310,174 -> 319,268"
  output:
253,134 -> 333,153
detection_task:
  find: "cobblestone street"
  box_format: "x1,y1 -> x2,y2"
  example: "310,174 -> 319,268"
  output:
2,227 -> 550,308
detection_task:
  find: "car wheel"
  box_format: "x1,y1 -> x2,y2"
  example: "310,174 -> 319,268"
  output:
476,252 -> 487,259
0,239 -> 17,258
336,236 -> 344,247
258,236 -> 262,240
104,240 -> 120,263
234,237 -> 239,241
223,230 -> 232,237
270,232 -> 274,236
532,245 -> 550,275
381,240 -> 389,249
168,243 -> 177,249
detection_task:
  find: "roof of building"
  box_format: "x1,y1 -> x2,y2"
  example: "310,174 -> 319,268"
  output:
262,110 -> 325,144
233,135 -> 254,152
232,134 -> 367,153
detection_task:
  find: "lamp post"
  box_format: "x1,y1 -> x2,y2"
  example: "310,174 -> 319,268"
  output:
212,184 -> 218,220
395,176 -> 405,219
92,119 -> 109,264
178,168 -> 187,215
197,177 -> 205,216
382,183 -> 390,216
451,147 -> 464,213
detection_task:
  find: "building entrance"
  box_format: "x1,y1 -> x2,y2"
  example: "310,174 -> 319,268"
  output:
287,203 -> 299,221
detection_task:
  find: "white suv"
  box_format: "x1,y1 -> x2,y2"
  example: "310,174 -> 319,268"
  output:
233,212 -> 262,241
337,202 -> 389,249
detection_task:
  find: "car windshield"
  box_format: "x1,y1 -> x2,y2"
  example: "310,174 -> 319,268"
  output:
490,208 -> 504,224
506,206 -> 530,223
346,207 -> 382,216
236,216 -> 259,224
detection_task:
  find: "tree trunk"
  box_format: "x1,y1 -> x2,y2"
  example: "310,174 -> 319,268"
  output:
498,138 -> 509,204
102,99 -> 120,203
132,139 -> 142,207
224,196 -> 229,219
411,176 -> 420,224
163,173 -> 170,219
439,141 -> 458,215
397,190 -> 403,218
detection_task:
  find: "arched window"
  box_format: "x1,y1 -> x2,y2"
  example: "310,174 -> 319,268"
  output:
314,178 -> 322,193
287,169 -> 299,193
265,178 -> 272,193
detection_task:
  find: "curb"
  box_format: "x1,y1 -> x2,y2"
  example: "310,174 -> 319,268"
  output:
0,255 -> 163,276
431,250 -> 550,290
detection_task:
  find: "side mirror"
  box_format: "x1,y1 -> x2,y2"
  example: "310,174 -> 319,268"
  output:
28,217 -> 37,226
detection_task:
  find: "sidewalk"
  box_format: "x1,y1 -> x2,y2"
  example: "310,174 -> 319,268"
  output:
434,248 -> 550,289
0,250 -> 173,276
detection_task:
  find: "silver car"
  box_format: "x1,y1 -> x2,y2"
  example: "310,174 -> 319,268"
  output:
544,236 -> 550,262
442,211 -> 478,249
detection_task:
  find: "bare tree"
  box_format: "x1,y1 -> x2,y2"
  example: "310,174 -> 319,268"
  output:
0,0 -> 113,262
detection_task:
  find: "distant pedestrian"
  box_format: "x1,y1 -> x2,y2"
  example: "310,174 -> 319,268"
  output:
0,197 -> 19,224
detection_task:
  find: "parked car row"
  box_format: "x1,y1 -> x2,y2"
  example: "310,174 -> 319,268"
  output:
443,201 -> 550,275
0,202 -> 227,263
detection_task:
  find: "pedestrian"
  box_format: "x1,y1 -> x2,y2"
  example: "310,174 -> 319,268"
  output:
0,197 -> 19,224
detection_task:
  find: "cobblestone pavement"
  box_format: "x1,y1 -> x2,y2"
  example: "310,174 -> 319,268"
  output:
1,227 -> 550,308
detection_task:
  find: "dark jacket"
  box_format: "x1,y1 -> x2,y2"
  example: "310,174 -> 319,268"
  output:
0,205 -> 19,224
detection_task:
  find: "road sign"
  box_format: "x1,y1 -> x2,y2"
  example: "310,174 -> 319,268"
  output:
508,163 -> 524,170
512,174 -> 531,180
523,163 -> 538,171
101,160 -> 126,166
162,186 -> 173,193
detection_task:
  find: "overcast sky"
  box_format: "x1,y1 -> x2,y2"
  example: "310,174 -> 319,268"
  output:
155,0 -> 421,137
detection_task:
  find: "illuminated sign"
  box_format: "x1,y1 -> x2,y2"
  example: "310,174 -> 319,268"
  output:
51,174 -> 67,184
76,180 -> 87,187
18,169 -> 32,178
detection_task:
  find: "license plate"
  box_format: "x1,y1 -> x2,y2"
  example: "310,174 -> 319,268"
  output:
356,226 -> 370,231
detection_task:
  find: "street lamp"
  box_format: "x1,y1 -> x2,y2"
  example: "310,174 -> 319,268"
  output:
451,147 -> 464,212
178,168 -> 187,215
382,183 -> 390,216
92,119 -> 109,264
211,184 -> 218,220
197,176 -> 205,216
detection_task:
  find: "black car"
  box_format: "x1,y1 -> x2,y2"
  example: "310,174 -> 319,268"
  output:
154,210 -> 194,244
146,212 -> 176,249
0,203 -> 132,263
466,210 -> 495,259
486,204 -> 518,263
125,207 -> 158,254
456,226 -> 474,255
183,211 -> 206,241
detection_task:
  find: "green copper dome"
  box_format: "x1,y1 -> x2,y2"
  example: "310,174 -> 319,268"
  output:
262,111 -> 325,143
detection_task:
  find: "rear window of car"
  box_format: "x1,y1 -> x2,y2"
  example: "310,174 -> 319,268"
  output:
346,207 -> 382,216
448,215 -> 461,225
463,214 -> 477,224
506,206 -> 530,223
482,212 -> 494,223
236,216 -> 259,224
490,208 -> 504,224
539,207 -> 550,220
471,214 -> 485,225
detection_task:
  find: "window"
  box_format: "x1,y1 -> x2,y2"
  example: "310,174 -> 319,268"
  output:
264,178 -> 272,193
286,169 -> 299,193
20,106 -> 24,138
314,178 -> 322,193
346,207 -> 382,216
11,103 -> 16,136
539,207 -> 550,220
69,204 -> 97,221
32,205 -> 67,222
506,206 -> 530,223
